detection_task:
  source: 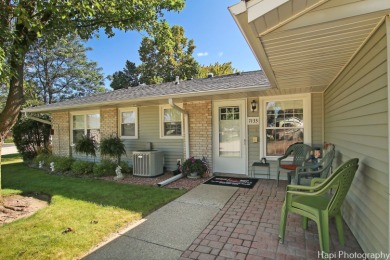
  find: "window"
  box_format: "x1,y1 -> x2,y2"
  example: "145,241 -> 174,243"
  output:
261,94 -> 311,157
119,108 -> 138,139
219,107 -> 241,157
71,112 -> 100,144
160,105 -> 183,138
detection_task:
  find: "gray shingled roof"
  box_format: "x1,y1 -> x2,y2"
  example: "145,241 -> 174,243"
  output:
24,70 -> 269,112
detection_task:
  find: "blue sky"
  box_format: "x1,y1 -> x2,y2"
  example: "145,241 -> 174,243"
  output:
85,0 -> 260,87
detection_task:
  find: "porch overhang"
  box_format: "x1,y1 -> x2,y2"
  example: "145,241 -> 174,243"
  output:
229,0 -> 390,93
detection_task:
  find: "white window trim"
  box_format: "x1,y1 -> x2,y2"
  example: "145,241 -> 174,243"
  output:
70,110 -> 100,145
259,93 -> 311,160
160,104 -> 184,139
118,107 -> 138,139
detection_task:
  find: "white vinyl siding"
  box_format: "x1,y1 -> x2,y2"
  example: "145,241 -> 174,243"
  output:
324,22 -> 388,254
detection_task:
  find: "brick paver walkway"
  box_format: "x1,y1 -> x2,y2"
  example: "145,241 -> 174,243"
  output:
180,179 -> 363,260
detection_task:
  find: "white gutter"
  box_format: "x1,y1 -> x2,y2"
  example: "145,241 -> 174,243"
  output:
168,98 -> 190,159
24,112 -> 52,125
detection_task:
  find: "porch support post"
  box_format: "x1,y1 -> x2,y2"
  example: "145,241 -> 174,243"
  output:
168,98 -> 190,159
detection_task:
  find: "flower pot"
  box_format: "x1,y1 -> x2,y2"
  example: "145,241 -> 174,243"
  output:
188,172 -> 200,179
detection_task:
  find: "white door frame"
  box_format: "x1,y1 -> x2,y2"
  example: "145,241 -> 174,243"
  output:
212,99 -> 248,175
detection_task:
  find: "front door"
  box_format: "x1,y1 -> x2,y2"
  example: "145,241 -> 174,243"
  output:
213,100 -> 247,174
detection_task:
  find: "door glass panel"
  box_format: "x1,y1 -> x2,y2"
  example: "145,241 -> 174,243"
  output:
219,106 -> 240,157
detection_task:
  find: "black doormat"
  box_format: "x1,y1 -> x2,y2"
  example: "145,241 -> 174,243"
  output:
204,176 -> 258,189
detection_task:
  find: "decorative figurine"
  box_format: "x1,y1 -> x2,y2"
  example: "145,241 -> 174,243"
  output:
114,165 -> 123,180
50,162 -> 55,172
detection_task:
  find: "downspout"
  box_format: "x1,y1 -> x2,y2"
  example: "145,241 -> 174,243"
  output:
168,98 -> 190,159
24,112 -> 52,125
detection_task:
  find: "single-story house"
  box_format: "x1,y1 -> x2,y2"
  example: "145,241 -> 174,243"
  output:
229,0 -> 389,256
24,71 -> 282,176
23,0 -> 389,255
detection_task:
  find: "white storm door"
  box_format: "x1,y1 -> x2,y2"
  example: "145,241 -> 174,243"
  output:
213,100 -> 247,174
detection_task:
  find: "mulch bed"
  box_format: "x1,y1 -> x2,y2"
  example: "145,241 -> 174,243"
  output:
99,172 -> 211,190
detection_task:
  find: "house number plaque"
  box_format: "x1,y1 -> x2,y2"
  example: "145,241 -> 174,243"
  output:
247,117 -> 259,125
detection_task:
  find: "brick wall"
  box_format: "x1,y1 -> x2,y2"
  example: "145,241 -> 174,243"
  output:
184,101 -> 213,173
51,112 -> 70,156
100,107 -> 118,139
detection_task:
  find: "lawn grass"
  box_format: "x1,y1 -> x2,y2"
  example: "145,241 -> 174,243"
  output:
1,153 -> 22,165
0,159 -> 186,259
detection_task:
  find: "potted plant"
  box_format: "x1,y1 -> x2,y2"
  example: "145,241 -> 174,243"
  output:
182,156 -> 207,178
74,135 -> 98,161
99,136 -> 126,165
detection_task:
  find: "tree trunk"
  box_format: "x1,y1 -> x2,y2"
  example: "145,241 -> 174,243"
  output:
0,139 -> 3,205
0,36 -> 29,206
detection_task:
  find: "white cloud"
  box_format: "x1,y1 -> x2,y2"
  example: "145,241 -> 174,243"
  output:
197,52 -> 209,57
218,52 -> 224,57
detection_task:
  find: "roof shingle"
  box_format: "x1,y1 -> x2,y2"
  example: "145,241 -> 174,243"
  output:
24,70 -> 269,112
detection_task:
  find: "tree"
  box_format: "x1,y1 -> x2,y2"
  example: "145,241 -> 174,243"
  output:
196,62 -> 238,78
25,34 -> 106,104
109,60 -> 139,90
0,0 -> 185,203
12,114 -> 51,160
138,23 -> 199,85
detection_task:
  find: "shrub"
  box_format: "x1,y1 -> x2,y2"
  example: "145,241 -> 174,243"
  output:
32,152 -> 52,168
100,136 -> 126,164
12,115 -> 51,161
54,156 -> 75,173
49,156 -> 75,174
119,161 -> 132,174
93,160 -> 116,176
71,160 -> 95,175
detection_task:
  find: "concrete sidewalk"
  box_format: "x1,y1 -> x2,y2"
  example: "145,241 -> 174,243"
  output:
84,184 -> 238,260
1,143 -> 18,155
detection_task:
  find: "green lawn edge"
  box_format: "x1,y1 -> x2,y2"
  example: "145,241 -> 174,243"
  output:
0,160 -> 186,259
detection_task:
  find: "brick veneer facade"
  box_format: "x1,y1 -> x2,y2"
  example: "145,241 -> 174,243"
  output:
51,112 -> 70,156
184,101 -> 213,173
100,107 -> 118,139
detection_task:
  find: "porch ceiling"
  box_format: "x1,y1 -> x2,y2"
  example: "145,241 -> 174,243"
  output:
230,0 -> 390,92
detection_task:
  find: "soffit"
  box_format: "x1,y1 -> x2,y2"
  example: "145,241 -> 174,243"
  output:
234,0 -> 390,92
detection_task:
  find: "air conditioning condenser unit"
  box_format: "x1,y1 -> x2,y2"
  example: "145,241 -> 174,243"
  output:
133,150 -> 164,177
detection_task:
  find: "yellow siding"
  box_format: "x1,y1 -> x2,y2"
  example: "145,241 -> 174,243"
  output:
324,23 -> 388,254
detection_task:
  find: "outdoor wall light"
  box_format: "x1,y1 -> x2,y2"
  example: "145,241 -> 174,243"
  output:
251,100 -> 257,112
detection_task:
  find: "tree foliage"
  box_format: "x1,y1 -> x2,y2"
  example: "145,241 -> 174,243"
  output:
109,60 -> 139,90
137,23 -> 199,85
0,0 -> 185,138
12,115 -> 52,161
196,62 -> 238,78
25,34 -> 106,104
0,0 -> 185,202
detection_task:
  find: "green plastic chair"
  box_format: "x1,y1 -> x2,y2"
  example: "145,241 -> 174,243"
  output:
277,143 -> 312,186
290,145 -> 335,185
279,158 -> 359,255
